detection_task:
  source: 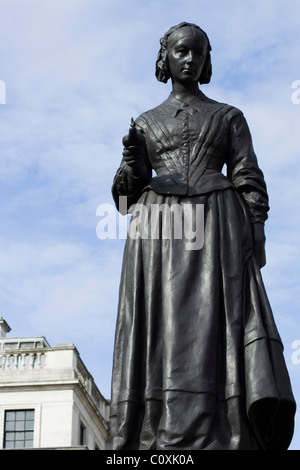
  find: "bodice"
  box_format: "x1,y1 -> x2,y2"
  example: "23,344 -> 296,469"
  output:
136,94 -> 238,196
112,93 -> 269,223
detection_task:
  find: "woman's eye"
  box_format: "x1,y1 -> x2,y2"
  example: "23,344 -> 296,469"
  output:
175,48 -> 204,57
176,48 -> 187,55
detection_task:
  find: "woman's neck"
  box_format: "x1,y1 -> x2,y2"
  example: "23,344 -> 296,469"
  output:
171,81 -> 204,104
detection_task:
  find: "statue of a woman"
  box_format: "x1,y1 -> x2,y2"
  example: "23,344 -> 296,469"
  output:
109,22 -> 296,450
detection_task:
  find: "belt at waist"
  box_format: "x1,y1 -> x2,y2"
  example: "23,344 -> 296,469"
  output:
143,171 -> 235,197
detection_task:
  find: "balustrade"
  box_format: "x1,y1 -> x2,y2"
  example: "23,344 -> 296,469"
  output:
0,352 -> 46,371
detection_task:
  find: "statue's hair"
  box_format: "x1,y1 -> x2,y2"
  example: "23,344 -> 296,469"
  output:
155,22 -> 212,85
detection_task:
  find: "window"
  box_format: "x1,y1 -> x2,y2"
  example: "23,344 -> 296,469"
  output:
79,422 -> 86,446
3,410 -> 34,448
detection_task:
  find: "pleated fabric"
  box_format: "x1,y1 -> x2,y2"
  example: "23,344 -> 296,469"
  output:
109,188 -> 295,450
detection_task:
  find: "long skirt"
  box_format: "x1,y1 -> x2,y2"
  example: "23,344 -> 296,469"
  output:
109,188 -> 295,450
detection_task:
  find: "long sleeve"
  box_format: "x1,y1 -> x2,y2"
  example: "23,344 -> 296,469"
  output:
227,111 -> 269,224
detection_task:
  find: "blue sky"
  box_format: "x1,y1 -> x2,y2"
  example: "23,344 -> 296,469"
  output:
0,0 -> 300,449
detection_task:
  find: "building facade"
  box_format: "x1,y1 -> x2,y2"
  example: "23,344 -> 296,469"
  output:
0,317 -> 109,450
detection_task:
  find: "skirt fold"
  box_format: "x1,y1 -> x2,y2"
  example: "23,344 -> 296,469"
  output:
109,188 -> 295,450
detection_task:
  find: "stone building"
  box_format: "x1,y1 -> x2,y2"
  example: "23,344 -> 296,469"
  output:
0,317 -> 109,449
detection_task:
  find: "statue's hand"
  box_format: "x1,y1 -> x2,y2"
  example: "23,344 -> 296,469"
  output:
252,223 -> 266,268
122,118 -> 146,148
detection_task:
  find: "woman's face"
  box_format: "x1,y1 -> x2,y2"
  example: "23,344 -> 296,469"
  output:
167,28 -> 208,85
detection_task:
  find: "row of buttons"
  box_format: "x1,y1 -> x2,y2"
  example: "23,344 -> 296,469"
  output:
181,110 -> 190,184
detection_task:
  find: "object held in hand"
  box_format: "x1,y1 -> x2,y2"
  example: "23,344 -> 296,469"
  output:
122,118 -> 146,148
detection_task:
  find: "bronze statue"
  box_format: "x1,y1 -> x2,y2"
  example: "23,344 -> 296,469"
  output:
109,22 -> 296,450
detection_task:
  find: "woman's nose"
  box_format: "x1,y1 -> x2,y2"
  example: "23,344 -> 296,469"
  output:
186,51 -> 194,63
